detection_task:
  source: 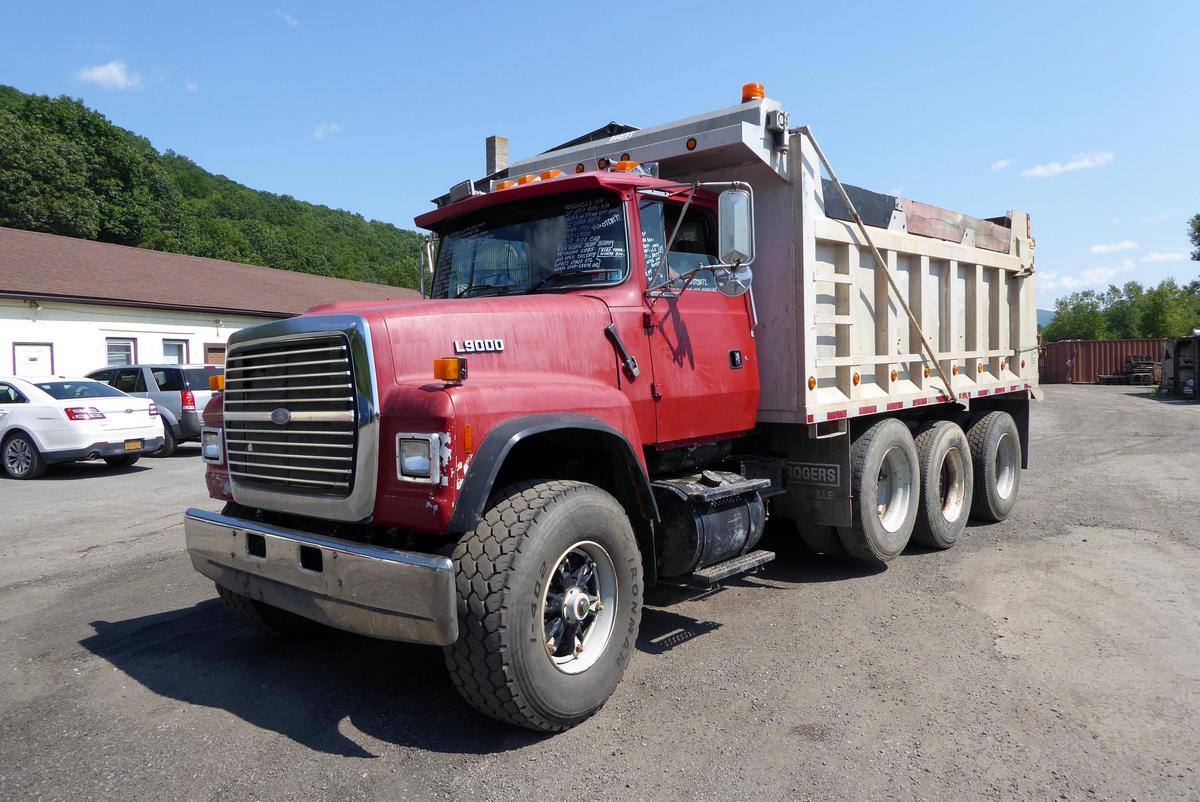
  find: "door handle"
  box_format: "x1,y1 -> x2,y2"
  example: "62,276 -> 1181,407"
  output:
604,324 -> 641,379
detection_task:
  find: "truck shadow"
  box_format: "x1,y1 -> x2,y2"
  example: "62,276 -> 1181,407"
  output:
80,598 -> 744,757
80,600 -> 544,758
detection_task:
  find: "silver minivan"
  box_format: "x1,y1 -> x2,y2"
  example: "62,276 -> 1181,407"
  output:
87,365 -> 223,456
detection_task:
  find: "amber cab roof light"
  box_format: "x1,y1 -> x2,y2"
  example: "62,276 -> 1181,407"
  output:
742,82 -> 765,102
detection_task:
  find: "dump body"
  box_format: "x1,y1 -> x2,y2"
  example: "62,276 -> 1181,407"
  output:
505,98 -> 1039,429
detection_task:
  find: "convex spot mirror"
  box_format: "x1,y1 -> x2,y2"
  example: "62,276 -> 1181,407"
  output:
714,265 -> 753,297
718,187 -> 755,267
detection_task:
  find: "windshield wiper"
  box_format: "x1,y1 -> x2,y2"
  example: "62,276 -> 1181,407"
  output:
529,269 -> 620,293
457,283 -> 514,298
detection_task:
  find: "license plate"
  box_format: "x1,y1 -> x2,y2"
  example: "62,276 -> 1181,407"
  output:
124,439 -> 143,452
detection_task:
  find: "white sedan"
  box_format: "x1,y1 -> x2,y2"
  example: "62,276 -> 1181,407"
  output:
0,376 -> 165,479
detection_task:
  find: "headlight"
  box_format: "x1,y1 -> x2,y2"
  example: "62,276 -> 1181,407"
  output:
397,434 -> 440,483
201,428 -> 224,464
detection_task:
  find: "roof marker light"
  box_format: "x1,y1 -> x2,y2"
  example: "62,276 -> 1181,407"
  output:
686,137 -> 697,151
494,179 -> 516,190
540,169 -> 564,180
575,163 -> 585,174
516,174 -> 540,186
742,82 -> 765,102
613,160 -> 639,172
597,157 -> 610,170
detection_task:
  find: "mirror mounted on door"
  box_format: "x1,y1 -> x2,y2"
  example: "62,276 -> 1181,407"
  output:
718,187 -> 755,268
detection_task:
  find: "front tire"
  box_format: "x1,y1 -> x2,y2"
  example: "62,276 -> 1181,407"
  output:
443,480 -> 642,732
3,432 -> 47,479
836,418 -> 920,563
966,412 -> 1021,522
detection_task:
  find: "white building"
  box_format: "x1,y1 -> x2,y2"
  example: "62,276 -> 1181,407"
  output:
0,226 -> 419,377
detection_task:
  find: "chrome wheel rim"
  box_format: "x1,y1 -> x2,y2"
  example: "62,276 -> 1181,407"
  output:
540,541 -> 617,675
5,438 -> 33,476
876,446 -> 913,533
939,446 -> 967,522
995,432 -> 1018,500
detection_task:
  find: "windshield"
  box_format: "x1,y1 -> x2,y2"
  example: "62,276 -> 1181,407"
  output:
430,191 -> 629,299
35,381 -> 127,400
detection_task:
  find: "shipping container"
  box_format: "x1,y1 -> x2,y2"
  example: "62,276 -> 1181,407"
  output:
1039,338 -> 1167,384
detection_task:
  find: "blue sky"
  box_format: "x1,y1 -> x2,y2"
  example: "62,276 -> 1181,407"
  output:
3,1 -> 1197,305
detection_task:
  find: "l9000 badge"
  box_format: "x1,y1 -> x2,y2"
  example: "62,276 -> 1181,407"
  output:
454,338 -> 505,354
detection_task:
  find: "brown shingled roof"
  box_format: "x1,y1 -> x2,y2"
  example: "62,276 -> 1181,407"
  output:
0,226 -> 420,317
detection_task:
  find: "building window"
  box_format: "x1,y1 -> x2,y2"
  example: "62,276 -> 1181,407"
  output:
203,343 -> 227,365
106,338 -> 136,366
163,340 -> 189,365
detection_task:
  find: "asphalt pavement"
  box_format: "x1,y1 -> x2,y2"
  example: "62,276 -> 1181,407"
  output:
1,387 -> 1197,801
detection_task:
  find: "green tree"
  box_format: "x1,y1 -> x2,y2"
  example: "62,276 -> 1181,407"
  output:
1042,290 -> 1111,342
1190,213 -> 1200,261
0,84 -> 422,290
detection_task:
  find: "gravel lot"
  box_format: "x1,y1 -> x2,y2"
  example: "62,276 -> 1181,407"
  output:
1,385 -> 1197,802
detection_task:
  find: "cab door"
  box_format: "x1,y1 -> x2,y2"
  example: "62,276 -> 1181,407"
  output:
640,198 -> 758,445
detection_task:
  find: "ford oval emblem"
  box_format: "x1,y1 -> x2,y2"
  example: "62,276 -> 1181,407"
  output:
270,407 -> 292,425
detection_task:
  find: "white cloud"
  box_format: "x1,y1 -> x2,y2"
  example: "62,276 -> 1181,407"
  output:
184,80 -> 199,93
76,60 -> 141,91
991,159 -> 1012,172
1089,240 -> 1137,254
312,122 -> 341,140
1021,151 -> 1113,178
276,9 -> 299,26
1140,251 -> 1187,263
1037,259 -> 1136,293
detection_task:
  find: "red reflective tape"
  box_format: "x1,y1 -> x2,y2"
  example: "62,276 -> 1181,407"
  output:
807,414 -> 814,423
1024,383 -> 1031,389
936,394 -> 950,402
978,389 -> 989,396
913,397 -> 929,406
827,409 -> 848,420
960,392 -> 970,399
1011,385 -> 1019,392
886,401 -> 904,411
858,405 -> 877,415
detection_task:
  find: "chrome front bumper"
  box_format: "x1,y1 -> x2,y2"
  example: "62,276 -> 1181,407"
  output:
184,508 -> 458,646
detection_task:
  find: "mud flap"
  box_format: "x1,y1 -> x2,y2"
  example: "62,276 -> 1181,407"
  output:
773,423 -> 853,529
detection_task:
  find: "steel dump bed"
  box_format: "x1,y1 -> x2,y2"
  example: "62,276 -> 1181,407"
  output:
507,96 -> 1039,427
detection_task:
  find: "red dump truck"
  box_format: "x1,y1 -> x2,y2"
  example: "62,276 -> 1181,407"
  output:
185,84 -> 1039,731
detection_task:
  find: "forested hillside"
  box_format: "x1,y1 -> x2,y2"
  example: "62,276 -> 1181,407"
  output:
0,85 -> 422,288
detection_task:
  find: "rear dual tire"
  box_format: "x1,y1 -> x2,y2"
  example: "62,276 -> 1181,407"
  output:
911,421 -> 973,549
966,411 -> 1021,522
837,418 -> 920,562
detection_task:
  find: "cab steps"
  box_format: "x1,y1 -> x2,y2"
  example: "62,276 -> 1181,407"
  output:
688,549 -> 775,587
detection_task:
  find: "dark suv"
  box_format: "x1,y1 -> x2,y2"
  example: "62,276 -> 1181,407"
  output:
87,365 -> 223,456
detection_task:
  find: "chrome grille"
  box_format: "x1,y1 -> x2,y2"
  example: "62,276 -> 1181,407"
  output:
224,335 -> 356,496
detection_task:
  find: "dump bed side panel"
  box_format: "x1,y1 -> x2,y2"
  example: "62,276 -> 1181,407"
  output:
789,133 -> 1038,425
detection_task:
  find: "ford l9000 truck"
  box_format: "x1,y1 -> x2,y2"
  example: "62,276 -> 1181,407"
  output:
185,84 -> 1038,732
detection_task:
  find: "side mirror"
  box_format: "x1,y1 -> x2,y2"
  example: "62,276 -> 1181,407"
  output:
714,265 -> 753,297
718,187 -> 755,267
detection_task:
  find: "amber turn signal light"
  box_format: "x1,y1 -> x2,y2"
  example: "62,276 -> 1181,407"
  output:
807,376 -> 816,391
852,372 -> 861,386
433,357 -> 467,384
952,366 -> 959,375
209,374 -> 225,391
923,367 -> 930,378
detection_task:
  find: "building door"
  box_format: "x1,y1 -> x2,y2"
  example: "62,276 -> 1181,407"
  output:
13,343 -> 53,377
203,343 -> 226,365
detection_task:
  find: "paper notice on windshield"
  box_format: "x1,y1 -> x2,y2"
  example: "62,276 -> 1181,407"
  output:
553,198 -> 626,274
